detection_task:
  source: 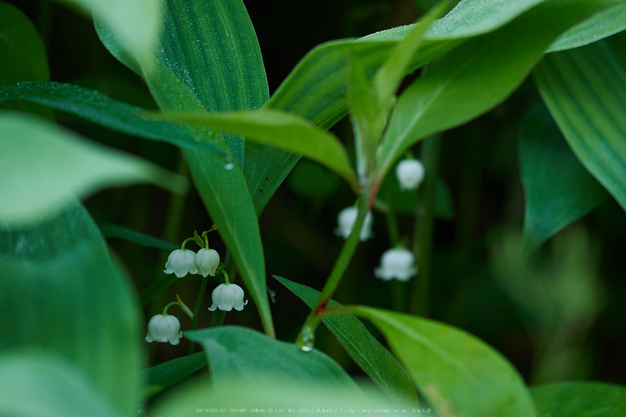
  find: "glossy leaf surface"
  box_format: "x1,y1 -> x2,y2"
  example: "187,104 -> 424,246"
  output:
0,351 -> 121,417
376,0 -> 623,181
535,35 -> 626,212
0,113 -> 186,224
548,3 -> 626,52
162,110 -> 358,190
73,0 -> 161,68
185,326 -> 358,390
0,82 -> 227,156
96,0 -> 275,336
519,103 -> 608,252
342,306 -> 536,417
0,202 -> 142,415
532,382 -> 626,416
274,276 -> 417,404
143,352 -> 207,399
0,3 -> 48,84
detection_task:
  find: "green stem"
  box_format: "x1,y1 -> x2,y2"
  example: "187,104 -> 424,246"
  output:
409,135 -> 442,317
148,154 -> 188,308
391,280 -> 407,312
385,207 -> 400,247
188,277 -> 210,354
296,191 -> 370,348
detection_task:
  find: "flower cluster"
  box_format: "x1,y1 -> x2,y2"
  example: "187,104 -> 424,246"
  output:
164,247 -> 220,278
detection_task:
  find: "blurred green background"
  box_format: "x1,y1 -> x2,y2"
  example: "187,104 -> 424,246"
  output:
6,0 -> 626,388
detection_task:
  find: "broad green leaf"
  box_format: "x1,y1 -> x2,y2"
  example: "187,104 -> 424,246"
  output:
0,202 -> 142,415
0,3 -> 49,84
425,0 -> 545,39
0,82 -> 228,156
151,379 -> 398,417
274,276 -> 418,405
374,2 -> 447,109
0,3 -> 51,119
534,35 -> 626,212
0,112 -> 187,225
143,352 -> 207,399
548,3 -> 626,52
341,306 -> 536,417
96,0 -> 275,337
0,351 -> 121,417
72,0 -> 161,69
99,222 -> 179,251
348,53 -> 380,180
185,326 -> 358,391
375,0 -> 622,182
532,382 -> 626,416
519,103 -> 608,253
162,109 -> 359,190
264,36 -> 462,213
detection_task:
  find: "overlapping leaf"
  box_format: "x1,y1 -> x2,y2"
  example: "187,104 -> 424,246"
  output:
274,276 -> 417,404
375,0 -> 624,181
548,3 -> 626,52
0,82 -> 227,156
341,306 -> 536,417
0,352 -> 122,417
531,382 -> 626,416
0,112 -> 187,224
519,103 -> 608,252
534,34 -> 626,213
185,326 -> 358,391
96,0 -> 275,336
0,202 -> 142,415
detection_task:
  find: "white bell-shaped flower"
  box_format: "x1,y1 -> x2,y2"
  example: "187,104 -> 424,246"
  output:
208,283 -> 248,312
145,314 -> 183,345
374,248 -> 418,282
195,248 -> 220,277
396,159 -> 425,191
164,249 -> 198,278
335,207 -> 374,241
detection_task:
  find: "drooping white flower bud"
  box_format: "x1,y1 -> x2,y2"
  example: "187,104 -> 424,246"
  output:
395,159 -> 425,191
374,248 -> 418,282
145,314 -> 183,345
195,248 -> 220,277
208,283 -> 248,312
164,249 -> 198,278
335,207 -> 374,241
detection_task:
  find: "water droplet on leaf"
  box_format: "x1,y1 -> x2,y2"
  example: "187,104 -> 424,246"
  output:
296,326 -> 315,352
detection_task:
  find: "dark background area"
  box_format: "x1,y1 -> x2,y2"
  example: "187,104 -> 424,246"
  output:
6,0 -> 626,389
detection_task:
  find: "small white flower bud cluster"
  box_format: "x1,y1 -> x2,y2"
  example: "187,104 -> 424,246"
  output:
148,235 -> 250,345
164,248 -> 221,278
